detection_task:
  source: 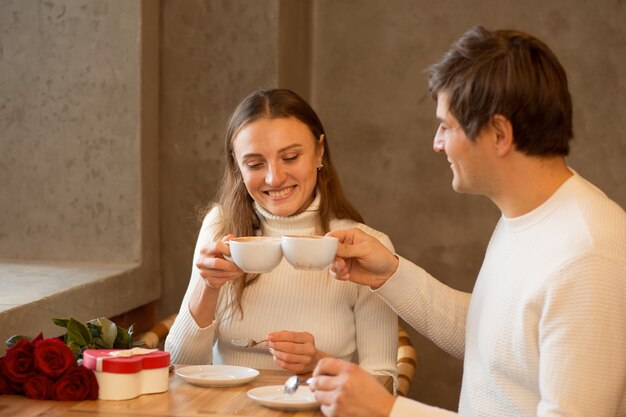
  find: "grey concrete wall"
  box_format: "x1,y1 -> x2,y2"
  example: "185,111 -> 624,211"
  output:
0,0 -> 160,344
311,0 -> 626,409
0,0 -> 143,263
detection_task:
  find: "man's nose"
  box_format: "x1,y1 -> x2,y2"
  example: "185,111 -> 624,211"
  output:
433,129 -> 445,153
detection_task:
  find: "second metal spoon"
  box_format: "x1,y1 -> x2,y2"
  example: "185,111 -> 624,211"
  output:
283,375 -> 314,395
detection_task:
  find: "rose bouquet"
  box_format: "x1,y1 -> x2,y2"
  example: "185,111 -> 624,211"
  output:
0,317 -> 138,401
0,334 -> 98,400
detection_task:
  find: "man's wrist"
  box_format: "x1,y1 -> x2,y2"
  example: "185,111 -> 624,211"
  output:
370,255 -> 400,290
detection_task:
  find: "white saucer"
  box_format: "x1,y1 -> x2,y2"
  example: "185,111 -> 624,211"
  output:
176,365 -> 259,387
247,385 -> 319,411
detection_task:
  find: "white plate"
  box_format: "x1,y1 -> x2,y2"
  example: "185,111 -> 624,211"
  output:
176,365 -> 259,387
247,385 -> 319,411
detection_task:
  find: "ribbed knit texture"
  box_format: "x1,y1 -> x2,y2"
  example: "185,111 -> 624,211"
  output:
165,194 -> 398,381
383,173 -> 626,416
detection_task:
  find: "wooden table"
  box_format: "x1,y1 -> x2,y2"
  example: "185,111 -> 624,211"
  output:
0,368 -> 392,417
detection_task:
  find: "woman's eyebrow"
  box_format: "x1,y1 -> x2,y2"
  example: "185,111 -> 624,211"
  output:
240,143 -> 303,159
277,143 -> 304,153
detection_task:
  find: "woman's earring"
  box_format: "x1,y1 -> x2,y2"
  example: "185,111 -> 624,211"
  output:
317,164 -> 324,171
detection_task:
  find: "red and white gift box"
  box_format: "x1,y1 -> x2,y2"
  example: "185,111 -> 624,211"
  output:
82,348 -> 170,400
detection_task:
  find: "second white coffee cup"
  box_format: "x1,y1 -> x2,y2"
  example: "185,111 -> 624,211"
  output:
281,235 -> 339,271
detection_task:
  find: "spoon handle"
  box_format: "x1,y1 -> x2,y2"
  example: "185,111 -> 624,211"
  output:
230,338 -> 269,348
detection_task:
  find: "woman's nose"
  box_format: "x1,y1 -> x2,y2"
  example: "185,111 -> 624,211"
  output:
266,163 -> 285,186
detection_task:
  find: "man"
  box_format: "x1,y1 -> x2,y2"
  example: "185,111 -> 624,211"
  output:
309,26 -> 626,417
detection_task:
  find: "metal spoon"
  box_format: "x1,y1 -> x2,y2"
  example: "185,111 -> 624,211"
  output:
283,375 -> 314,395
230,338 -> 269,348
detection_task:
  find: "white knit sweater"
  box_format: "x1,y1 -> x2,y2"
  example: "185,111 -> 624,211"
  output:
384,173 -> 626,416
165,194 -> 398,380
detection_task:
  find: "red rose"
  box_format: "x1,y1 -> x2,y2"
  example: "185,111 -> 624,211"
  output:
33,338 -> 77,379
2,338 -> 36,392
0,356 -> 16,395
0,374 -> 9,395
52,366 -> 99,401
23,374 -> 55,400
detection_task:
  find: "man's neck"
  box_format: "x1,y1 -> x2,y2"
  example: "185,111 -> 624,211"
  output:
492,155 -> 573,218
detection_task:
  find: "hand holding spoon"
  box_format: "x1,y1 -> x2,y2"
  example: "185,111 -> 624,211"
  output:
230,338 -> 269,348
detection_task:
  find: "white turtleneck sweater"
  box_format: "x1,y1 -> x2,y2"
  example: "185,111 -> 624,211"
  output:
165,194 -> 398,381
385,173 -> 626,416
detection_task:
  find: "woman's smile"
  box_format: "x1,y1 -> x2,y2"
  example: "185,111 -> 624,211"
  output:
265,185 -> 297,199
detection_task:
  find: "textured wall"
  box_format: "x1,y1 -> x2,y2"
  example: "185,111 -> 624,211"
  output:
312,0 -> 626,409
158,0 -> 281,316
0,0 -> 142,263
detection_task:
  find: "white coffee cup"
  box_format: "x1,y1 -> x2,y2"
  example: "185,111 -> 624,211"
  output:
226,237 -> 283,273
280,235 -> 339,271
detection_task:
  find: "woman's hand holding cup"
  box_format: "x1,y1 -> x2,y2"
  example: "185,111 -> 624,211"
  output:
195,235 -> 244,288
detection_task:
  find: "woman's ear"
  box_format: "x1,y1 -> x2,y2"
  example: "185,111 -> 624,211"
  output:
491,115 -> 514,156
317,134 -> 325,163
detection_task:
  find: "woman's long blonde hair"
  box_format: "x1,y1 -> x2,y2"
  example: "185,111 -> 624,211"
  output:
207,89 -> 363,319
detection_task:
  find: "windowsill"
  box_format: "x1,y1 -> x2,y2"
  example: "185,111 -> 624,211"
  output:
0,259 -> 158,344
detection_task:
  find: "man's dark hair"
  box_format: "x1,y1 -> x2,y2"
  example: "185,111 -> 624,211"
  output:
427,26 -> 573,156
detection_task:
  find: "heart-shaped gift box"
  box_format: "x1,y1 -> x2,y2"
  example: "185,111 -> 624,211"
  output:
83,348 -> 170,400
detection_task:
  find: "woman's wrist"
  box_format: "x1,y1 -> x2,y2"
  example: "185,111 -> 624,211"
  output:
189,280 -> 220,327
309,349 -> 329,373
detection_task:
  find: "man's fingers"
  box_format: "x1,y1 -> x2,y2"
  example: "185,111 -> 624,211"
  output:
312,389 -> 336,406
313,357 -> 345,377
334,238 -> 371,259
326,227 -> 369,245
325,228 -> 352,243
309,374 -> 338,392
330,258 -> 351,280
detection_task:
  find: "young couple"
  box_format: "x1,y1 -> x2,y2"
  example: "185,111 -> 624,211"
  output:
167,26 -> 626,417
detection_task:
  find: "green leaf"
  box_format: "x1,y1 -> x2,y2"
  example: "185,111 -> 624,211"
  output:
66,318 -> 92,347
5,335 -> 30,349
87,322 -> 102,339
114,326 -> 132,349
92,336 -> 101,346
88,317 -> 117,348
67,341 -> 82,359
51,318 -> 70,328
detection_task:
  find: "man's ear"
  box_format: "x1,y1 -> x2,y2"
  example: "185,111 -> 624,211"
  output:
491,114 -> 514,156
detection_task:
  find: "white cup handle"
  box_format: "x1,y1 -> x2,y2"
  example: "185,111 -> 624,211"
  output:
223,241 -> 233,262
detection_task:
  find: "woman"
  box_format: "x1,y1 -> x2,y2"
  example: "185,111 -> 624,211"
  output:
165,89 -> 397,379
